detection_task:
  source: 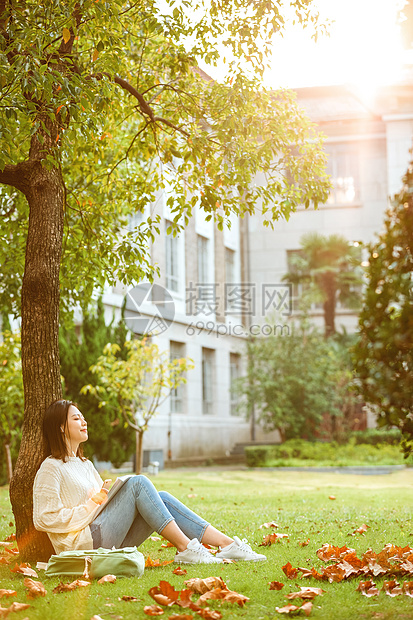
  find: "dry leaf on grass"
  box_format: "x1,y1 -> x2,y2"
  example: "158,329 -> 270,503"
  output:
4,534 -> 16,542
195,608 -> 222,620
119,595 -> 139,602
0,542 -> 14,548
150,536 -> 162,542
184,577 -> 225,595
97,574 -> 116,584
0,602 -> 30,617
286,587 -> 325,600
0,558 -> 11,565
146,556 -> 174,568
24,578 -> 47,599
196,587 -> 249,607
10,563 -> 37,577
269,581 -> 284,591
0,591 -> 16,600
53,579 -> 90,593
382,580 -> 402,597
282,562 -> 299,579
276,602 -> 313,616
259,521 -> 279,529
149,581 -> 192,608
352,524 -> 370,536
169,615 -> 194,620
316,544 -> 355,562
144,605 -> 164,616
260,533 -> 289,547
403,581 -> 413,597
173,567 -> 188,576
356,580 -> 380,597
299,539 -> 310,548
187,494 -> 197,498
328,496 -> 336,500
4,548 -> 18,556
161,542 -> 175,548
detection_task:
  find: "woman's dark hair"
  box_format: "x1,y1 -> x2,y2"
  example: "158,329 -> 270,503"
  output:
43,399 -> 85,462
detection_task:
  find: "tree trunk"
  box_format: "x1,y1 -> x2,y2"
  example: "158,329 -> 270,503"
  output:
322,275 -> 336,338
135,430 -> 144,474
5,443 -> 12,483
8,146 -> 64,561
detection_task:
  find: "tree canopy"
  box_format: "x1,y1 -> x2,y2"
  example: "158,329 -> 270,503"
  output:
284,232 -> 363,337
354,162 -> 413,454
0,0 -> 330,317
0,0 -> 330,559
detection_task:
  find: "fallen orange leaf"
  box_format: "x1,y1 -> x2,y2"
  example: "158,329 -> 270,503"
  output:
120,595 -> 139,602
23,578 -> 47,599
53,580 -> 90,593
10,563 -> 37,577
282,562 -> 298,579
276,602 -> 312,615
299,539 -> 310,547
352,524 -> 370,536
329,496 -> 336,500
0,591 -> 16,600
146,556 -> 174,568
0,601 -> 30,616
269,581 -> 284,591
173,567 -> 188,576
144,605 -> 164,616
97,574 -> 116,584
184,577 -> 225,595
286,587 -> 325,600
260,533 -> 289,546
259,521 -> 279,529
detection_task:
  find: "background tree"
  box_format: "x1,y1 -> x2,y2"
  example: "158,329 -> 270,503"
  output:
239,324 -> 357,442
0,0 -> 330,559
353,162 -> 413,454
82,339 -> 194,474
59,299 -> 134,467
284,233 -> 363,337
0,331 -> 23,483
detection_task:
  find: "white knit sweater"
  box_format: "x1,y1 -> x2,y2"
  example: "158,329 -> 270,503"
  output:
33,456 -> 103,554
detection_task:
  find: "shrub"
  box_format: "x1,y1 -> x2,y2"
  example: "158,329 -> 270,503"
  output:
349,428 -> 402,446
245,439 -> 411,467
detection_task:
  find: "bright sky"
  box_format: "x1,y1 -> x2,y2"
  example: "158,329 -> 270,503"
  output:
264,0 -> 406,89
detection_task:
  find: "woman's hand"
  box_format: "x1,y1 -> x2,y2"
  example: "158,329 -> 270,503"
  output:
102,479 -> 112,491
91,480 -> 112,505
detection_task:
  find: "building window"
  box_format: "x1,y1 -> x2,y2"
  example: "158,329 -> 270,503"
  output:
326,147 -> 360,206
170,341 -> 185,414
225,248 -> 235,284
197,235 -> 209,284
165,220 -> 180,293
202,347 -> 214,415
229,353 -> 241,416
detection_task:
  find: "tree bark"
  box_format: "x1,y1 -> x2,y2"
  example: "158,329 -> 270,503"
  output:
135,430 -> 144,474
8,143 -> 64,560
322,274 -> 336,338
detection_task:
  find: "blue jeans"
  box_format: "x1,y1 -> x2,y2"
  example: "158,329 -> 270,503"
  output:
89,475 -> 209,549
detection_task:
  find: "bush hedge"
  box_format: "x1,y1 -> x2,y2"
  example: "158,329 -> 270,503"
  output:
245,438 -> 412,468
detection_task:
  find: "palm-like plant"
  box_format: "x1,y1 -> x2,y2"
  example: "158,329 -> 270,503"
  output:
284,233 -> 363,337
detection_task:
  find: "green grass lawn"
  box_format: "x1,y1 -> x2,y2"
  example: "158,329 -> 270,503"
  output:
1,468 -> 413,620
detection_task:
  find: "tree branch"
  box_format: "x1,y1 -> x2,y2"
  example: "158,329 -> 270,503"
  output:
0,162 -> 33,193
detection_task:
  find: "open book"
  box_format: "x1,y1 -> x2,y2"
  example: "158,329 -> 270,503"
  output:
93,474 -> 135,518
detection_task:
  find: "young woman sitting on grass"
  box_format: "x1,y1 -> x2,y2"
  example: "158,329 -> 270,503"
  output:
33,400 -> 266,564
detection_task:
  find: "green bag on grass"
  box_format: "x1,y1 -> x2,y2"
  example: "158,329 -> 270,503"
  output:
45,546 -> 145,579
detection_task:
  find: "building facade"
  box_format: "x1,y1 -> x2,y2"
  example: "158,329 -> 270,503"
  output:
247,83 -> 413,333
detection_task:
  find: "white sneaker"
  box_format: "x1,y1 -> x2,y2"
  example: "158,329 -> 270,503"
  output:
215,536 -> 267,562
174,538 -> 224,564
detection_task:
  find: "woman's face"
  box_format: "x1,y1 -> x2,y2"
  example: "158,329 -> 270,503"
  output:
65,405 -> 88,446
